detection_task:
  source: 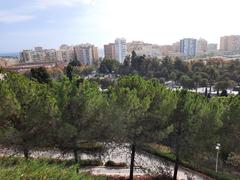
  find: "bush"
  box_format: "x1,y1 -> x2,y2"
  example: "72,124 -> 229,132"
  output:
78,142 -> 104,152
104,160 -> 127,167
141,144 -> 238,180
0,157 -> 23,167
226,152 -> 240,170
39,158 -> 76,167
79,159 -> 103,166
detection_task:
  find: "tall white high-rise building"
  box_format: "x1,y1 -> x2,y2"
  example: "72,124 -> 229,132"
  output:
115,38 -> 127,63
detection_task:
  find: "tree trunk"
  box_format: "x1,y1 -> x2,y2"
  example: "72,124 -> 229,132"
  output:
217,89 -> 219,96
205,87 -> 208,97
129,143 -> 136,180
73,149 -> 78,163
173,141 -> 180,180
23,148 -> 29,159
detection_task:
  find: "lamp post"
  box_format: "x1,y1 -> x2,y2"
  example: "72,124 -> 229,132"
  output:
215,143 -> 221,173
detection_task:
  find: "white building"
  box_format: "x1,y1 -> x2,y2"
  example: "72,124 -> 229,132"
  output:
115,38 -> 127,63
74,44 -> 98,65
45,49 -> 63,62
127,41 -> 152,56
20,50 -> 33,63
59,44 -> 74,62
20,47 -> 64,63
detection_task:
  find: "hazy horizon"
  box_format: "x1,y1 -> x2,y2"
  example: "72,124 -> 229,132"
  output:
1,0 -> 240,53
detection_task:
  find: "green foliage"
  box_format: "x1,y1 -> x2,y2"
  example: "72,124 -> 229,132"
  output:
30,67 -> 51,84
105,160 -> 127,167
179,75 -> 194,89
99,59 -> 120,73
0,81 -> 20,130
215,80 -> 236,90
1,72 -> 59,156
0,72 -> 240,178
220,96 -> 240,158
111,75 -> 158,143
66,64 -> 73,81
142,144 -> 238,180
79,159 -> 103,166
112,56 -> 240,92
69,59 -> 81,66
0,157 -> 106,180
226,152 -> 240,171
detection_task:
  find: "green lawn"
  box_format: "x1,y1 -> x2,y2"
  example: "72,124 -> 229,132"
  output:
0,157 -> 106,180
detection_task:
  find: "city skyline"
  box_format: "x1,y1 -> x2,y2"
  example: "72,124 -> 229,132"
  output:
1,0 -> 240,53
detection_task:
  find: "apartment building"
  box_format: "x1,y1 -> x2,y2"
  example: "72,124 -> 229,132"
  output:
207,43 -> 218,53
196,38 -> 208,55
74,44 -> 99,65
20,47 -> 63,63
114,38 -> 127,63
104,43 -> 115,59
180,38 -> 197,57
127,41 -> 152,56
220,35 -> 240,52
59,44 -> 75,62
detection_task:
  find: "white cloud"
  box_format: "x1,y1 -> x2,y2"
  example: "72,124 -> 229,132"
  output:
0,12 -> 34,23
0,0 -> 96,24
36,0 -> 95,8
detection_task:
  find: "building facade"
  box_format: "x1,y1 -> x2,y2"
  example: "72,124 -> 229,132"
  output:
115,38 -> 127,63
20,44 -> 98,64
20,47 -> 64,63
74,44 -> 98,65
196,38 -> 208,55
59,44 -> 75,62
220,35 -> 240,52
104,43 -> 115,59
172,42 -> 180,53
207,43 -> 218,52
127,41 -> 152,56
180,38 -> 197,57
20,50 -> 33,63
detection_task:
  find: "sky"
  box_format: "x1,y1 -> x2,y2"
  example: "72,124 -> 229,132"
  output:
0,0 -> 240,53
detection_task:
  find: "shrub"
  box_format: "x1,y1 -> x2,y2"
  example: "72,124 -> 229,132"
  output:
226,152 -> 240,170
79,159 -> 103,166
78,142 -> 104,152
105,160 -> 127,167
0,157 -> 23,167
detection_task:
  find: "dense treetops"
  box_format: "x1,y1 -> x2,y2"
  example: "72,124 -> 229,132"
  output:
0,70 -> 240,178
99,55 -> 240,92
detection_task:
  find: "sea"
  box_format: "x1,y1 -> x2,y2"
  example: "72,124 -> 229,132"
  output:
0,52 -> 19,58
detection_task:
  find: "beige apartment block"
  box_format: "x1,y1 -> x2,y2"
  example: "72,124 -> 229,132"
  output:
220,35 -> 240,51
104,43 -> 115,59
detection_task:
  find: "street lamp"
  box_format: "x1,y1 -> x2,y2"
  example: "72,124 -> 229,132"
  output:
215,143 -> 221,172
